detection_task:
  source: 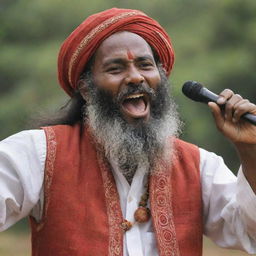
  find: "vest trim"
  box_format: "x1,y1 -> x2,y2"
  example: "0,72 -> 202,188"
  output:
98,154 -> 124,256
150,168 -> 180,255
36,126 -> 56,231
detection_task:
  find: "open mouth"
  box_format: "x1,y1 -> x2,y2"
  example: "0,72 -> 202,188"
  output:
121,93 -> 150,120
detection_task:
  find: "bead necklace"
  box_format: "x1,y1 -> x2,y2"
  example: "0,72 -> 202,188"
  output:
120,176 -> 150,232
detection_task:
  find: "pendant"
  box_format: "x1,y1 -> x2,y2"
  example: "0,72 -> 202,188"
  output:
121,219 -> 133,232
134,206 -> 151,223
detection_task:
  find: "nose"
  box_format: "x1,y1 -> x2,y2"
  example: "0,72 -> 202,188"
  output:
125,66 -> 145,85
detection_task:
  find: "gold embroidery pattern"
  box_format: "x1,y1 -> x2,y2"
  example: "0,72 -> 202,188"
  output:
155,31 -> 174,69
37,127 -> 57,231
98,155 -> 124,256
155,31 -> 173,52
150,169 -> 180,256
68,10 -> 145,84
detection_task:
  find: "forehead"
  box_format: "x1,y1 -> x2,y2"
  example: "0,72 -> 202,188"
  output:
93,31 -> 154,63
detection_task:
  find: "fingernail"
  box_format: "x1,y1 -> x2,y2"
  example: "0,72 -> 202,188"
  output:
217,97 -> 225,104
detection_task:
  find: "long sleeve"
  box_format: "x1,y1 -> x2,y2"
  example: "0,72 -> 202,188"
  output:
1,130 -> 256,254
0,130 -> 46,231
200,148 -> 256,254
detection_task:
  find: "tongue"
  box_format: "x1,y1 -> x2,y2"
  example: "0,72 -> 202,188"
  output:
122,98 -> 146,115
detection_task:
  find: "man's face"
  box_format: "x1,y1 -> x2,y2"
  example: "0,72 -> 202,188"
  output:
89,31 -> 161,124
80,31 -> 180,178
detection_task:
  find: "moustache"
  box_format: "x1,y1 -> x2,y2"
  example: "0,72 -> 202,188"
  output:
116,84 -> 156,104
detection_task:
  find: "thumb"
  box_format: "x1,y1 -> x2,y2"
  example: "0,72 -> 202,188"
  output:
208,102 -> 225,129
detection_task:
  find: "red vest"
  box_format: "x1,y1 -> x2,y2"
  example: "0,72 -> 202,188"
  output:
30,124 -> 203,256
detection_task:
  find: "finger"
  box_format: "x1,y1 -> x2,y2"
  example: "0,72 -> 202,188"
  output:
233,100 -> 256,122
208,102 -> 224,130
217,89 -> 234,105
224,94 -> 243,122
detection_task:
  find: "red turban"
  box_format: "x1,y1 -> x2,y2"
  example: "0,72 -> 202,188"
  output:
58,8 -> 175,96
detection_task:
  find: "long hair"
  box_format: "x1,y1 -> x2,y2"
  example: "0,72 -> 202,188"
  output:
34,91 -> 85,127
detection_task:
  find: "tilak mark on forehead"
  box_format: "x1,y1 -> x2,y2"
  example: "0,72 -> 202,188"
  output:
127,50 -> 134,60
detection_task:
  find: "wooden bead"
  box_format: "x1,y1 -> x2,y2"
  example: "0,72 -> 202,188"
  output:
134,207 -> 151,223
139,200 -> 147,207
120,220 -> 133,232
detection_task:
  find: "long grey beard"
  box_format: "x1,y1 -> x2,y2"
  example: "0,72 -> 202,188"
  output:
83,74 -> 182,182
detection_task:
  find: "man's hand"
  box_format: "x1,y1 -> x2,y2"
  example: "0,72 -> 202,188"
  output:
208,89 -> 256,193
208,89 -> 256,144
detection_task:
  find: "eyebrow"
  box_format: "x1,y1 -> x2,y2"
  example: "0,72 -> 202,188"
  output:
103,55 -> 155,67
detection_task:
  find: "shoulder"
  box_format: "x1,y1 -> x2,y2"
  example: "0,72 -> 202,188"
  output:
171,138 -> 200,170
173,138 -> 199,155
42,124 -> 87,156
42,123 -> 83,139
1,129 -> 46,148
1,130 -> 46,164
0,129 -> 46,179
173,138 -> 225,168
199,147 -> 229,173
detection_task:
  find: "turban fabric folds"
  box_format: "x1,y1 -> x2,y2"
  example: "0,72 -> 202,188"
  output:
58,8 -> 175,96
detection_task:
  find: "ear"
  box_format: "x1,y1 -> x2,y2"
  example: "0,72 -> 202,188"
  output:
77,79 -> 88,101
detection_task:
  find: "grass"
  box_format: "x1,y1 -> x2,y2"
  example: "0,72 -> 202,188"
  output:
203,237 -> 250,256
0,231 -> 30,256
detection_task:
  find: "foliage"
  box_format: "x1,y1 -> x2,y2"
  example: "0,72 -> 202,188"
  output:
1,0 -> 255,172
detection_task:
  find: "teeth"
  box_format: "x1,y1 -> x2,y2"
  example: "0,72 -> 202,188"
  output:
125,94 -> 144,99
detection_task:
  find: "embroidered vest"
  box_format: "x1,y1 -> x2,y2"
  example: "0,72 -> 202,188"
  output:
30,124 -> 203,256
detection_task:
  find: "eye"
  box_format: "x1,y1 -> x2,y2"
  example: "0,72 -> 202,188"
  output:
138,61 -> 154,70
106,65 -> 123,74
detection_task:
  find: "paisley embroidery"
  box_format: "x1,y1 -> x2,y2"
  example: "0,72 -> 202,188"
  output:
98,154 -> 124,256
150,168 -> 180,256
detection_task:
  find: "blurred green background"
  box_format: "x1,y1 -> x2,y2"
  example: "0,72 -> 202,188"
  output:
0,0 -> 255,255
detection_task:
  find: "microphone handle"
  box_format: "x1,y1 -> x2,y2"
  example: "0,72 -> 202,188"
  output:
242,113 -> 256,126
200,87 -> 256,125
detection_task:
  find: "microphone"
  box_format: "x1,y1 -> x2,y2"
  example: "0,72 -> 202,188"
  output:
182,80 -> 256,125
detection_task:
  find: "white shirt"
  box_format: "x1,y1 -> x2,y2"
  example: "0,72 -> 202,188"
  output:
1,130 -> 256,255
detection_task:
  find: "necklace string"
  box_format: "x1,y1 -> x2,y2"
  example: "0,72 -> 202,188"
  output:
121,175 -> 150,232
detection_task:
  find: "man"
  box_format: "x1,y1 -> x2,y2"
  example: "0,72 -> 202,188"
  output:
1,7 -> 256,256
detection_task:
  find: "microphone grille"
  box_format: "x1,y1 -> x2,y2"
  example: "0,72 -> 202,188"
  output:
182,81 -> 203,102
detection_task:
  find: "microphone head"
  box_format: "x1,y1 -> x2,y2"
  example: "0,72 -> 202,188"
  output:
182,81 -> 203,102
